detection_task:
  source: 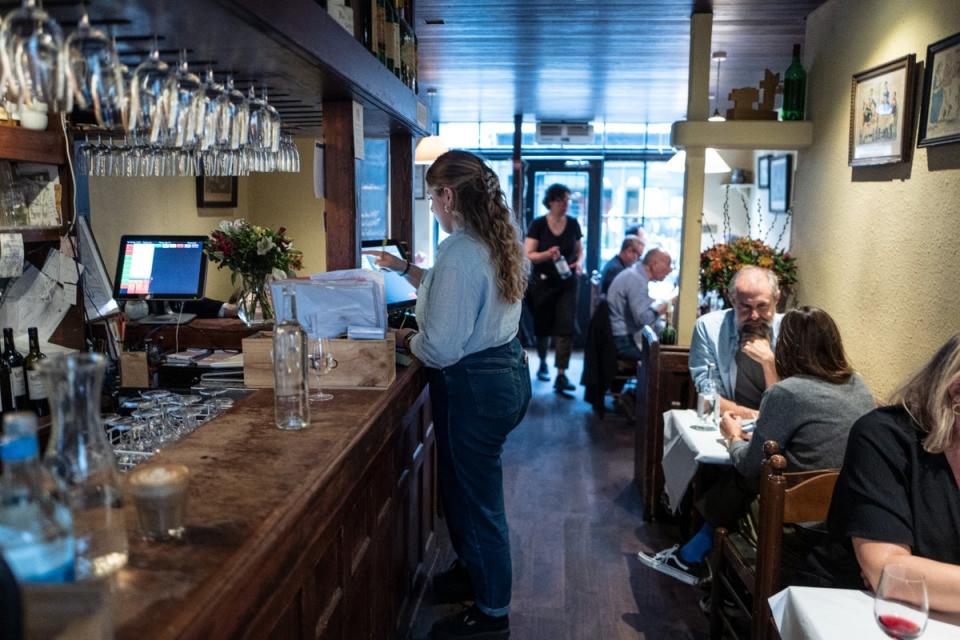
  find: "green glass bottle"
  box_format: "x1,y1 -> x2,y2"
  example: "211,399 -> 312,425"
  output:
782,43 -> 806,121
24,328 -> 48,417
659,306 -> 677,345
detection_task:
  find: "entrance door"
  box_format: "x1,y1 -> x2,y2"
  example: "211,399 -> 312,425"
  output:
524,159 -> 602,347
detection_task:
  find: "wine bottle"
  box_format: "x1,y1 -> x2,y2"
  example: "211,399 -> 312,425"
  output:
384,0 -> 397,74
24,328 -> 48,417
782,43 -> 806,121
376,0 -> 386,65
362,0 -> 373,52
659,305 -> 678,345
3,329 -> 26,411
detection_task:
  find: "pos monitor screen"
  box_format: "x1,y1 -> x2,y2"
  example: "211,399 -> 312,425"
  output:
360,240 -> 417,309
113,235 -> 208,300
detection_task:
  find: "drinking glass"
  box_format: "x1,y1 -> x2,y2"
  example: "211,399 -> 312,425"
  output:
308,337 -> 337,402
874,564 -> 928,639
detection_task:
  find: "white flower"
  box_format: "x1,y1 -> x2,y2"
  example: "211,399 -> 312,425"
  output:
272,268 -> 288,281
256,237 -> 275,255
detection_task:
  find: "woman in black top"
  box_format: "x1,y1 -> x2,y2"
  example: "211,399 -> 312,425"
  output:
804,332 -> 960,613
524,183 -> 583,394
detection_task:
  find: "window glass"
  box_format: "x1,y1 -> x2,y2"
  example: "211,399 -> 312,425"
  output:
359,138 -> 389,241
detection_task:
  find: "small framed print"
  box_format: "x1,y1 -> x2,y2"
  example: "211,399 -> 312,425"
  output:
757,155 -> 771,189
848,54 -> 917,166
917,31 -> 960,147
769,155 -> 792,213
196,175 -> 238,208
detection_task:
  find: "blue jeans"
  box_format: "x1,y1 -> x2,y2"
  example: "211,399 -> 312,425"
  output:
427,338 -> 531,617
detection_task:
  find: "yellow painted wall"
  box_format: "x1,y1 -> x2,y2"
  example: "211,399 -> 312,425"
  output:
795,0 -> 960,398
88,176 -> 250,301
87,137 -> 325,304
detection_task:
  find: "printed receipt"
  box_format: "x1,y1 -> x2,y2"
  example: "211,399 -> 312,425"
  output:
0,233 -> 23,278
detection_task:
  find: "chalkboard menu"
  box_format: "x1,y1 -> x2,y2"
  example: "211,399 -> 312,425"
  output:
360,138 -> 389,241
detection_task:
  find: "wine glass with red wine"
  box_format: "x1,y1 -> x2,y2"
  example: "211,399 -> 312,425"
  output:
874,564 -> 928,639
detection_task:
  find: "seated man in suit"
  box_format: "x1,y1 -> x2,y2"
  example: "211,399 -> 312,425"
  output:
606,248 -> 672,360
599,232 -> 646,295
688,265 -> 784,420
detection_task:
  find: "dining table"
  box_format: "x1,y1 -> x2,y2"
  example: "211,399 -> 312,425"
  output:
769,586 -> 960,639
661,408 -> 731,513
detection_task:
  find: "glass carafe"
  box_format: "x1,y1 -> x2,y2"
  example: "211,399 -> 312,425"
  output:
273,286 -> 310,430
41,353 -> 127,579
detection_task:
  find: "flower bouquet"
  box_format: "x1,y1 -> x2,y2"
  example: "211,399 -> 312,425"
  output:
204,220 -> 303,326
700,237 -> 797,309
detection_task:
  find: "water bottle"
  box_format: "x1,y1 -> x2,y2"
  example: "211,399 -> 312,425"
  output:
0,413 -> 75,583
554,253 -> 572,280
273,286 -> 311,430
697,363 -> 720,424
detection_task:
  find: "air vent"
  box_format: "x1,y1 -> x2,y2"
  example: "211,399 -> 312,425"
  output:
535,122 -> 594,144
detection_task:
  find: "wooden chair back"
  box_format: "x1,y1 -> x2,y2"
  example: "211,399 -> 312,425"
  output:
634,326 -> 695,520
710,441 -> 839,640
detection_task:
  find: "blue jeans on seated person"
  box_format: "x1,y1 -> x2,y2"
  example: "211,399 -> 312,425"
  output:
427,338 -> 531,617
613,334 -> 643,360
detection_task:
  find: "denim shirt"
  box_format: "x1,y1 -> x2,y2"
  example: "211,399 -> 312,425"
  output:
410,230 -> 522,369
688,308 -> 783,397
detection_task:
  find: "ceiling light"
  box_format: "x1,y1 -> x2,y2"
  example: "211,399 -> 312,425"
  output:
711,51 -> 727,122
665,148 -> 731,174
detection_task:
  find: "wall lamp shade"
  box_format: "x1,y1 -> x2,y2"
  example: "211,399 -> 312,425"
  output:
665,148 -> 731,174
415,135 -> 448,163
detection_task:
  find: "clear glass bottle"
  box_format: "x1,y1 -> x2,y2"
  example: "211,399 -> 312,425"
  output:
273,286 -> 310,431
0,412 -> 75,583
697,363 -> 720,424
554,253 -> 572,280
782,43 -> 806,121
41,353 -> 127,579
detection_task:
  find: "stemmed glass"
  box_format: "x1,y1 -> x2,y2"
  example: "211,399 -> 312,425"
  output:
308,337 -> 337,402
875,564 -> 928,639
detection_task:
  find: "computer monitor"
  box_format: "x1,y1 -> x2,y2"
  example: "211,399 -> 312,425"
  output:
114,236 -> 208,324
360,239 -> 417,309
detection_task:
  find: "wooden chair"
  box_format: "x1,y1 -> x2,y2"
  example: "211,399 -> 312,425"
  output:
709,442 -> 839,640
634,326 -> 696,519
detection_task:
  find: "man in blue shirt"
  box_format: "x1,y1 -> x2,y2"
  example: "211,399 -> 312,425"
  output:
607,248 -> 672,360
599,232 -> 645,294
688,265 -> 784,419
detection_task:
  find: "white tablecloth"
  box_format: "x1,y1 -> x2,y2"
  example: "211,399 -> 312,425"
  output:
769,586 -> 960,639
661,409 -> 731,513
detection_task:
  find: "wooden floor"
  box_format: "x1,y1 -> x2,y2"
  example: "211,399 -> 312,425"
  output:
412,352 -> 710,639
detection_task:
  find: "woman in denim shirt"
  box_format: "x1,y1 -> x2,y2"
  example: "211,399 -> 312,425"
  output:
365,150 -> 530,639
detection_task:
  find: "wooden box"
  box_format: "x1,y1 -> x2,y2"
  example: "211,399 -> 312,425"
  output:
242,332 -> 396,390
120,351 -> 151,388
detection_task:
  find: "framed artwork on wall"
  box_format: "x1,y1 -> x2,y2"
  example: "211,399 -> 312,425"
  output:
196,175 -> 238,208
769,155 -> 792,213
918,31 -> 960,147
757,155 -> 771,188
848,54 -> 917,166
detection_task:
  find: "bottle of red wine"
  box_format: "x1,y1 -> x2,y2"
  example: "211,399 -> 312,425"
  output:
2,328 -> 26,411
782,43 -> 806,121
24,328 -> 48,417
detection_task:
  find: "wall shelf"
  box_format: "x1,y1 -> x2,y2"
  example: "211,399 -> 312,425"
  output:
0,125 -> 67,165
670,120 -> 814,150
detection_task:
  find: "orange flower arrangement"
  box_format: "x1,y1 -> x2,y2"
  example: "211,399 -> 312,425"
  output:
700,237 -> 797,301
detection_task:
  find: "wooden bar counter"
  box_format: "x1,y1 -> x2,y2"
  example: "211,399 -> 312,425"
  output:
111,362 -> 437,639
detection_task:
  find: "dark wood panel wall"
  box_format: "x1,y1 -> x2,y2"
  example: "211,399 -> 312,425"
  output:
390,132 -> 414,253
323,100 -> 361,272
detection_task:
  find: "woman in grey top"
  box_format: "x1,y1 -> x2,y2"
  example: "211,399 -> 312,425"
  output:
364,150 -> 529,640
640,306 -> 875,585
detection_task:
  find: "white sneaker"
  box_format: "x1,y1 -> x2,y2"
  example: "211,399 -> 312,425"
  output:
637,544 -> 708,586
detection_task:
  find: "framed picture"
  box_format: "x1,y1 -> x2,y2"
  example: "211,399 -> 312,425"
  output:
848,54 -> 917,166
756,155 -> 771,189
769,155 -> 792,213
414,164 -> 426,199
918,31 -> 960,147
196,175 -> 238,208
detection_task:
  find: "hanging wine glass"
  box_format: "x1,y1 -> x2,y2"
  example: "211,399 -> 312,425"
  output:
65,13 -> 126,129
161,53 -> 203,149
4,0 -> 69,111
199,69 -> 223,151
262,87 -> 282,154
128,45 -> 169,145
225,76 -> 248,151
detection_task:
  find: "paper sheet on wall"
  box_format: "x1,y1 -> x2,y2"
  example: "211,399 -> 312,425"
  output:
0,233 -> 23,278
0,264 -> 71,342
76,216 -> 119,320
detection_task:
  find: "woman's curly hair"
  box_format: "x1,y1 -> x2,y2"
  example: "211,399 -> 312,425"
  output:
426,150 -> 527,303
